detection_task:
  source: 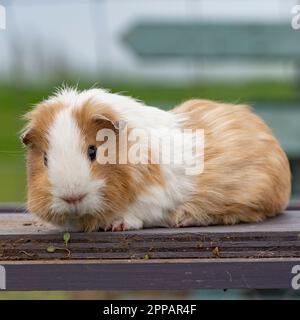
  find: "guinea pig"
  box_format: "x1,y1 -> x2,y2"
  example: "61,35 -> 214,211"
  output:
21,87 -> 291,232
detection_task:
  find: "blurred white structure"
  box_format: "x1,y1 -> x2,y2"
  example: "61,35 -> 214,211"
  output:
0,4 -> 5,30
0,0 -> 298,83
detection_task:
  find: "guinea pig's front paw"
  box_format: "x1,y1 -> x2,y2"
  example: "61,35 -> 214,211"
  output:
105,220 -> 130,232
105,216 -> 143,232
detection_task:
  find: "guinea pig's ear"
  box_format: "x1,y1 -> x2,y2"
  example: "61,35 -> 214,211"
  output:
92,114 -> 122,132
20,127 -> 34,147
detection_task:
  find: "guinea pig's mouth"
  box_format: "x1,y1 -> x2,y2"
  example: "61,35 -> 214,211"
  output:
64,204 -> 83,215
60,194 -> 87,205
50,180 -> 106,218
50,194 -> 101,217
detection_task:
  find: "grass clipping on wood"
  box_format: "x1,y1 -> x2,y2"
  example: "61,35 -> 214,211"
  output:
46,232 -> 71,257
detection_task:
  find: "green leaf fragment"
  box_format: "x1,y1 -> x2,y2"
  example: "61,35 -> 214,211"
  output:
47,245 -> 56,253
63,232 -> 71,245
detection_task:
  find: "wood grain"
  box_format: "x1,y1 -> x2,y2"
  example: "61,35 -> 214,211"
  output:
0,210 -> 299,290
0,211 -> 299,261
1,259 -> 299,290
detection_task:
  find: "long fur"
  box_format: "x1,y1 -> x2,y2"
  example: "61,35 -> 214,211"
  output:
22,88 -> 291,231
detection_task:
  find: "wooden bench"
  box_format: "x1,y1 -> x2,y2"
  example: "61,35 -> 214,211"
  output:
124,22 -> 300,61
0,204 -> 300,291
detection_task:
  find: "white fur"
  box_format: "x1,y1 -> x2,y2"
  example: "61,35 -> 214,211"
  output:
48,87 -> 199,229
83,88 -> 198,228
47,104 -> 106,217
49,87 -> 177,129
121,172 -> 195,229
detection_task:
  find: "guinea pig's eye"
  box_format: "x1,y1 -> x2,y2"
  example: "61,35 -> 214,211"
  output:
43,153 -> 48,167
88,145 -> 97,162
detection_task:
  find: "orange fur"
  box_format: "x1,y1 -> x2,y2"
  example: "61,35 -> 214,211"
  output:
169,99 -> 291,226
73,99 -> 164,230
22,94 -> 291,231
23,97 -> 164,231
22,101 -> 65,225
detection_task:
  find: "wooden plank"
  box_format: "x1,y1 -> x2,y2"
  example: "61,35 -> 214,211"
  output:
0,211 -> 300,290
0,205 -> 26,213
124,23 -> 300,60
0,211 -> 300,261
1,211 -> 300,234
288,200 -> 300,210
1,258 -> 299,290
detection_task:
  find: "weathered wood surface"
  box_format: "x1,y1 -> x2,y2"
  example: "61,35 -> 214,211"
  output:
0,209 -> 299,290
0,211 -> 299,261
2,259 -> 300,290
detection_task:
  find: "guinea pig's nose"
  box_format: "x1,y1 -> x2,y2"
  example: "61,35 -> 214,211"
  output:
62,194 -> 87,204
